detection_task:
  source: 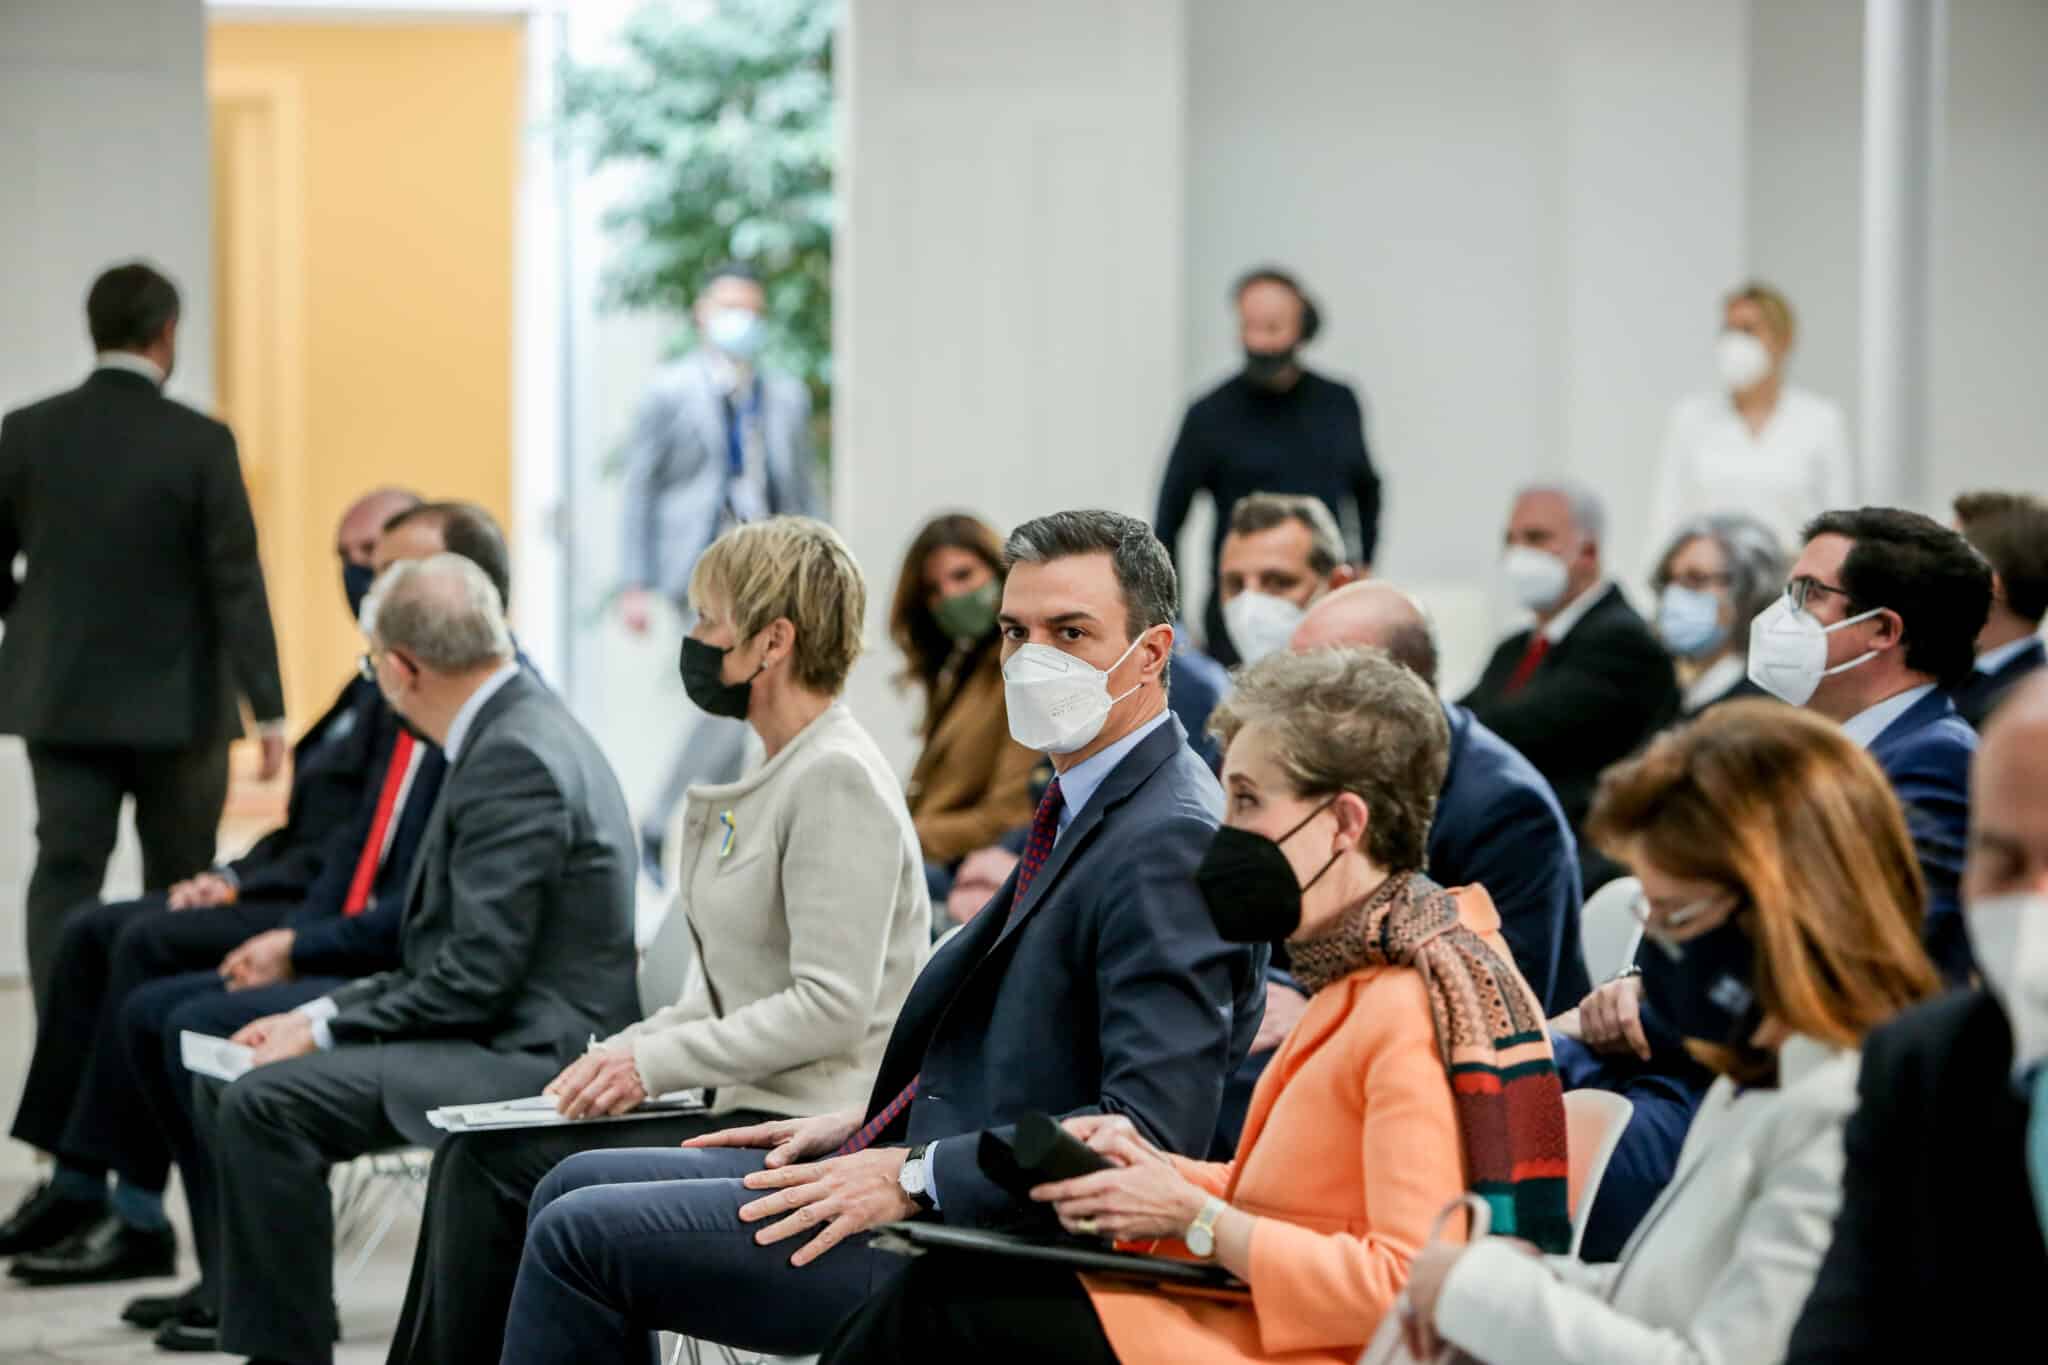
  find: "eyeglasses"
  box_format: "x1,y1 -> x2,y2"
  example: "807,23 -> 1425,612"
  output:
1786,576 -> 1852,612
357,652 -> 379,683
1629,889 -> 1729,937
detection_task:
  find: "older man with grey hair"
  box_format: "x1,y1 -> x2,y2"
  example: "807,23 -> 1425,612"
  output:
191,551 -> 642,1365
1462,481 -> 1678,891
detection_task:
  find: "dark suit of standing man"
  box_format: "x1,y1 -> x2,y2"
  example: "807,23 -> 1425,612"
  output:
193,551 -> 640,1365
1462,482 -> 1679,893
499,510 -> 1265,1363
0,261 -> 286,1018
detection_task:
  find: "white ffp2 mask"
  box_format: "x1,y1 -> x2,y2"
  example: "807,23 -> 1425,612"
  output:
1500,546 -> 1570,613
1970,893 -> 2048,1082
1222,592 -> 1306,665
1716,330 -> 1772,391
1745,595 -> 1884,706
1002,632 -> 1149,755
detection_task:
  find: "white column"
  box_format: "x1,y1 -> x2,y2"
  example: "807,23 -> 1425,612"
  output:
1859,0 -> 1945,507
836,0 -> 1188,772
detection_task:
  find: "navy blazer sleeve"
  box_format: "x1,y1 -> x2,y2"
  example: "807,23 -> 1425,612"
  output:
1884,739 -> 1973,984
1443,783 -> 1586,1013
927,810 -> 1265,1227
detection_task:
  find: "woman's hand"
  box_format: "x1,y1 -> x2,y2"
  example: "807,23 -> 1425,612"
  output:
1578,975 -> 1652,1060
1028,1116 -> 1205,1241
543,1049 -> 648,1119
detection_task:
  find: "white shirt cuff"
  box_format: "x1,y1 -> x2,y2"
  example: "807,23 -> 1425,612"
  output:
258,719 -> 289,739
924,1139 -> 945,1211
296,996 -> 339,1050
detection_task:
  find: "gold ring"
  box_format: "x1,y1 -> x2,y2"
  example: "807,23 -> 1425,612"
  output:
1075,1217 -> 1100,1235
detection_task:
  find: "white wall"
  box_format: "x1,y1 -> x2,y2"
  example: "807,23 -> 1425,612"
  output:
836,0 -> 1189,771
1184,0 -> 1748,690
1929,0 -> 2048,511
0,0 -> 214,978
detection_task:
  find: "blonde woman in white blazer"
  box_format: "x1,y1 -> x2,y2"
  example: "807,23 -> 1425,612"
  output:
1401,702 -> 1941,1365
387,517 -> 931,1365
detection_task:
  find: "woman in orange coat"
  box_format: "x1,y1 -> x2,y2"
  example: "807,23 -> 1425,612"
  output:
820,647 -> 1571,1364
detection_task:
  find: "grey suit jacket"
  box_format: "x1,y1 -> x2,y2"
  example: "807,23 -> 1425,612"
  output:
619,349 -> 819,600
325,671 -> 640,1071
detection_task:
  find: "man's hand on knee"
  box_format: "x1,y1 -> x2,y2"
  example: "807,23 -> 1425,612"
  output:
233,1011 -> 318,1065
737,1148 -> 916,1268
168,872 -> 236,910
684,1110 -> 862,1167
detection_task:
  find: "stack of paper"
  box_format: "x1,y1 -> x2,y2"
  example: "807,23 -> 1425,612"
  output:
425,1090 -> 706,1133
180,1031 -> 256,1083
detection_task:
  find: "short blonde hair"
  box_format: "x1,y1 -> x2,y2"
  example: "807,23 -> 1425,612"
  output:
1209,646 -> 1450,872
689,516 -> 866,694
1724,281 -> 1796,348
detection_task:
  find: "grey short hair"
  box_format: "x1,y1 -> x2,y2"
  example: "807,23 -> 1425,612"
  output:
1003,510 -> 1178,641
1209,647 -> 1449,871
1228,492 -> 1345,577
1652,513 -> 1788,649
361,553 -> 514,673
1516,479 -> 1607,545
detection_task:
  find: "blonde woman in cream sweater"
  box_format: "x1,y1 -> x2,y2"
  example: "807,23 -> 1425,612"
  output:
386,517 -> 930,1365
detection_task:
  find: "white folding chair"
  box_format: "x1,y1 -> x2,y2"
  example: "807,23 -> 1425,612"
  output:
1578,876 -> 1645,988
1562,1089 -> 1634,1258
331,1146 -> 431,1298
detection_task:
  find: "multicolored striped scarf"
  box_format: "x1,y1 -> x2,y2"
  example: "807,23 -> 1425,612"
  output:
1289,871 -> 1573,1252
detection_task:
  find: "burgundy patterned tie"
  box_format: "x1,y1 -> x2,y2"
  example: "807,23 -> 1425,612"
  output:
836,780 -> 1066,1157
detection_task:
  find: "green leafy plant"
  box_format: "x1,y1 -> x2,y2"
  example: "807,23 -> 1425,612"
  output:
563,0 -> 836,456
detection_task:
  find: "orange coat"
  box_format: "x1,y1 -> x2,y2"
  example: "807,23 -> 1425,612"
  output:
1085,886 -> 1521,1364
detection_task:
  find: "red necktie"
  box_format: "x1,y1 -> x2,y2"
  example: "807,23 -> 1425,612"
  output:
1503,634 -> 1551,694
837,781 -> 1067,1156
340,731 -> 417,917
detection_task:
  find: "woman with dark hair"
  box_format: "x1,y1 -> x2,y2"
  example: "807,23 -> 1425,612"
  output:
889,513 -> 1036,905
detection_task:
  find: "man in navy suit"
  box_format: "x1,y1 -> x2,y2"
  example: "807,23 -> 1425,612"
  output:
498,510 -> 1265,1362
1951,491 -> 2048,730
1773,508 -> 1990,982
0,487 -> 417,1282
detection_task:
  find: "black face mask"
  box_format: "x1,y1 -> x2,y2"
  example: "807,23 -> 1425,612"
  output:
1638,912 -> 1761,1050
680,636 -> 763,720
1243,346 -> 1298,388
343,562 -> 376,621
1194,800 -> 1340,943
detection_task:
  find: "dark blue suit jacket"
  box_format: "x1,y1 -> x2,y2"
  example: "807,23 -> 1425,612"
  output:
864,715 -> 1267,1229
1866,688 -> 1976,984
1950,638 -> 2045,730
1433,703 -> 1588,1013
227,675 -> 386,903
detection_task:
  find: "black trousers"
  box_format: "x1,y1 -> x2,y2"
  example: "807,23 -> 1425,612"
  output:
819,1246 -> 1120,1365
8,892 -> 286,1187
123,970 -> 343,1304
23,740 -> 231,1018
387,1108 -> 777,1365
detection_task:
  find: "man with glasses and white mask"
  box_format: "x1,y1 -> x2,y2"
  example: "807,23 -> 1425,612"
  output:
1464,481 -> 1678,891
1212,491 -> 1357,667
1787,672 -> 2048,1361
1747,507 -> 1990,980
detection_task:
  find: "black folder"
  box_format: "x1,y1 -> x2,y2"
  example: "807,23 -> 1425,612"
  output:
867,1221 -> 1249,1296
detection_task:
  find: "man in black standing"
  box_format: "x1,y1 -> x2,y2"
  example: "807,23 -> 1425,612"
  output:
1155,266 -> 1383,668
0,261 -> 286,1018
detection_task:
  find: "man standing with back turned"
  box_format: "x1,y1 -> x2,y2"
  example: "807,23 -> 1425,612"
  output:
0,261 -> 285,1020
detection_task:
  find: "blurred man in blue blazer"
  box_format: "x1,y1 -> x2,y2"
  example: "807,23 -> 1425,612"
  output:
1950,491 -> 2048,730
1751,508 -> 1990,982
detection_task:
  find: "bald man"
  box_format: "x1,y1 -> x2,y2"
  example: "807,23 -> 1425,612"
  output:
1291,583 -> 1588,1010
1788,674 -> 2048,1360
3,489 -> 423,1283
